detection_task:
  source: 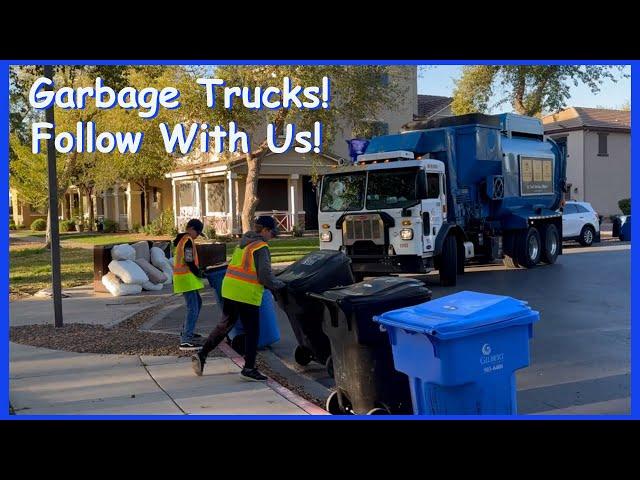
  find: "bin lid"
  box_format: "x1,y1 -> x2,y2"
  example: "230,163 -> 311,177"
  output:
318,277 -> 430,307
373,291 -> 537,338
277,250 -> 352,291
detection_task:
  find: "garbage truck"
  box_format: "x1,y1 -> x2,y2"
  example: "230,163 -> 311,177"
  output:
318,113 -> 568,286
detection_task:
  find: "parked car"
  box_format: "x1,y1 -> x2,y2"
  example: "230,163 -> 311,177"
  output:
561,201 -> 600,247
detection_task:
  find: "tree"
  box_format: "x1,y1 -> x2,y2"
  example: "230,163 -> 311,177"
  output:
187,66 -> 409,232
451,65 -> 627,117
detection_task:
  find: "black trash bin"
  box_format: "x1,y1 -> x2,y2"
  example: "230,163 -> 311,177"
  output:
275,250 -> 355,375
310,277 -> 432,415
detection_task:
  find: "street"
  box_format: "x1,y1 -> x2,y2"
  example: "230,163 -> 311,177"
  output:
267,242 -> 631,415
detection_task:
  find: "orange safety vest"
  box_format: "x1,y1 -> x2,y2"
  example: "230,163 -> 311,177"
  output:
173,235 -> 204,293
221,240 -> 268,306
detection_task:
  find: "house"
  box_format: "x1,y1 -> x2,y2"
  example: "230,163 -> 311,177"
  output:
10,179 -> 173,232
166,67 -> 419,235
416,95 -> 453,120
543,107 -> 631,217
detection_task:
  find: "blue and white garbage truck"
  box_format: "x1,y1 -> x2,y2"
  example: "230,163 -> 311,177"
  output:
318,113 -> 568,286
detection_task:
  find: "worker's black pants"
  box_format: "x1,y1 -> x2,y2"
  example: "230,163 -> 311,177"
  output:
200,298 -> 260,370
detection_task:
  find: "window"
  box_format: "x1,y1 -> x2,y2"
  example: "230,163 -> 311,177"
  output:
152,187 -> 159,205
562,204 -> 578,215
205,181 -> 226,214
366,168 -> 418,210
598,133 -> 608,156
575,205 -> 590,214
320,173 -> 366,212
426,173 -> 440,199
178,182 -> 197,215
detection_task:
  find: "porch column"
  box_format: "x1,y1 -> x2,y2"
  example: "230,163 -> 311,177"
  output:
227,171 -> 237,235
289,174 -> 299,228
114,183 -> 120,230
128,183 -> 143,228
171,178 -> 178,228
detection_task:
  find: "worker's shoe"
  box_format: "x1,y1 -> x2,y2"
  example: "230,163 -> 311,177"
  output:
191,353 -> 205,376
179,340 -> 203,351
239,368 -> 268,382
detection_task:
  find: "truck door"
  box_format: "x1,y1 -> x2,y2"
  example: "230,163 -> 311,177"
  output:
421,172 -> 445,253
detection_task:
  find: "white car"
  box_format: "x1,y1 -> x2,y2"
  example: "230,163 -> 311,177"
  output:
561,201 -> 600,246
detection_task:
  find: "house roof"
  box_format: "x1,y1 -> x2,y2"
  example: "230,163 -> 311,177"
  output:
543,107 -> 630,134
417,95 -> 453,118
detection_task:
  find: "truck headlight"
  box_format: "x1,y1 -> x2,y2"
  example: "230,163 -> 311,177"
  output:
400,228 -> 414,240
321,231 -> 332,242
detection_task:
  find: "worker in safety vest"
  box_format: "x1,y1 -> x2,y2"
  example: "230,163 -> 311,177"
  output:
173,218 -> 206,351
192,216 -> 285,381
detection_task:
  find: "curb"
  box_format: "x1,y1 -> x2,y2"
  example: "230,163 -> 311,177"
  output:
218,343 -> 329,415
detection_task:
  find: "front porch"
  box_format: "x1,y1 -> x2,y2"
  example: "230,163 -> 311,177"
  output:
168,151 -> 340,236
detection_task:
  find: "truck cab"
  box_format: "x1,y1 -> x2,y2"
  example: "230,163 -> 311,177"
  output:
318,152 -> 451,280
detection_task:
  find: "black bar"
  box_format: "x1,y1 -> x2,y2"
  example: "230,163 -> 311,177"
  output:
44,65 -> 63,328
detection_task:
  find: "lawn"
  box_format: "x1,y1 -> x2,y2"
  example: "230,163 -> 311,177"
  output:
223,236 -> 320,263
11,230 -> 170,246
10,247 -> 93,297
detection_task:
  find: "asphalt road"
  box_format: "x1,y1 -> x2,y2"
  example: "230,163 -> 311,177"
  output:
269,241 -> 631,415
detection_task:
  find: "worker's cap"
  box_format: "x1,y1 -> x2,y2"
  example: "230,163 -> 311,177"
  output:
186,218 -> 205,236
255,216 -> 279,237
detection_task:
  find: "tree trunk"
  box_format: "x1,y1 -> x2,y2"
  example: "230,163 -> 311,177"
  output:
241,154 -> 262,233
142,180 -> 150,227
86,188 -> 95,232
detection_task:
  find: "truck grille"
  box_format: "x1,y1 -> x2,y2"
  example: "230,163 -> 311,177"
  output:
343,215 -> 384,246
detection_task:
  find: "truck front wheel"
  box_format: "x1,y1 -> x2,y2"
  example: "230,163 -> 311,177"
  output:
439,235 -> 458,286
517,227 -> 542,268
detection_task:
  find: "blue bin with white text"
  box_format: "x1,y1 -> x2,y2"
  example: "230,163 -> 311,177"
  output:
205,265 -> 280,352
373,291 -> 539,415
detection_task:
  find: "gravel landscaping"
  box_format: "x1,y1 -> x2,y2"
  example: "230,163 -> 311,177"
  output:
9,303 -> 224,358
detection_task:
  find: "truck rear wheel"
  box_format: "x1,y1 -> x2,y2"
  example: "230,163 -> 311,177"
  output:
439,235 -> 457,286
517,227 -> 542,268
541,224 -> 559,264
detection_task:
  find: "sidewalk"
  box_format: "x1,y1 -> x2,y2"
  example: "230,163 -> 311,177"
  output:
9,342 -> 326,415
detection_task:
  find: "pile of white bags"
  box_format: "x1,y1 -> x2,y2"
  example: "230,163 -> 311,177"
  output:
102,242 -> 173,296
102,272 -> 143,297
151,247 -> 174,285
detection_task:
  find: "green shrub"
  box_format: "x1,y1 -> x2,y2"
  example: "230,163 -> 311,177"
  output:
618,198 -> 631,215
9,220 -> 17,230
59,219 -> 75,232
103,219 -> 118,233
30,218 -> 47,231
204,225 -> 216,240
146,209 -> 175,236
292,225 -> 305,237
131,223 -> 142,233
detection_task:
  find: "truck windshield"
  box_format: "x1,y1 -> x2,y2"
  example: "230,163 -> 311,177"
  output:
320,172 -> 366,212
366,168 -> 418,210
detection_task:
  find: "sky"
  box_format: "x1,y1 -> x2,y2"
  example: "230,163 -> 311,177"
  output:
417,65 -> 631,112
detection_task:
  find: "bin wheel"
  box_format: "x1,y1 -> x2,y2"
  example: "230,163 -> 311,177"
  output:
366,407 -> 390,415
230,335 -> 246,356
325,391 -> 344,415
325,356 -> 334,378
294,346 -> 312,366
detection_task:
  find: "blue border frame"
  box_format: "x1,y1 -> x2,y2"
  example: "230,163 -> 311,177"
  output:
2,59 -> 635,420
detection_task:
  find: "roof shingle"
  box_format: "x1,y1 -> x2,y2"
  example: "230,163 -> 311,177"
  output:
543,107 -> 630,133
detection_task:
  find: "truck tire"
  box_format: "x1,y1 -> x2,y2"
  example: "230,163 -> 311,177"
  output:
541,224 -> 560,264
517,227 -> 542,268
439,235 -> 457,286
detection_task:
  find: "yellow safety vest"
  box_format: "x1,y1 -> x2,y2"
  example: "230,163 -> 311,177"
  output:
173,235 -> 205,294
221,240 -> 268,306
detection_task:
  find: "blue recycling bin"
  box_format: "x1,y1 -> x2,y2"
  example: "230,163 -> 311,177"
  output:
205,265 -> 280,350
373,291 -> 539,415
619,215 -> 631,242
